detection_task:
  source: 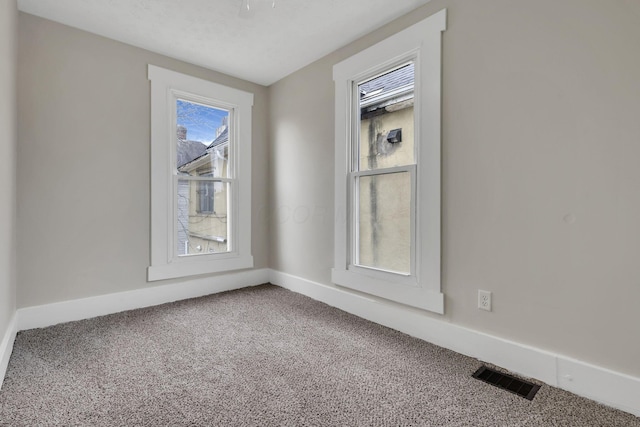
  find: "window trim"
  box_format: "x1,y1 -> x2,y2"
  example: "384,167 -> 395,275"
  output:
332,9 -> 446,313
147,65 -> 253,281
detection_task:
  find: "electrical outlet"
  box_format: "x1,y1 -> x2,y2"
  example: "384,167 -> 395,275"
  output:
478,290 -> 492,311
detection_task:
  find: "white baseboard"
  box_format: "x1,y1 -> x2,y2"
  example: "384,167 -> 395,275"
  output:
17,268 -> 270,331
269,269 -> 640,418
0,313 -> 17,391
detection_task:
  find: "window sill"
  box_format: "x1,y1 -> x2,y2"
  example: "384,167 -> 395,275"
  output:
148,255 -> 253,281
331,268 -> 444,314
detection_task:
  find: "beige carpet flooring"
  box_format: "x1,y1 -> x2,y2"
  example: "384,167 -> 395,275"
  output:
0,284 -> 638,426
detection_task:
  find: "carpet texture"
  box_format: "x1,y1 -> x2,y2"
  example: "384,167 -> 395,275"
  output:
0,284 -> 638,426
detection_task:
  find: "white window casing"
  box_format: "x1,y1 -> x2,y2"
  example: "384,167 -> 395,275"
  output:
332,10 -> 446,313
148,65 -> 253,281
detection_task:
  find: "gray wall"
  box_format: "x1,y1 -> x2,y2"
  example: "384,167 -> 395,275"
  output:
17,13 -> 270,307
269,0 -> 640,377
0,0 -> 18,338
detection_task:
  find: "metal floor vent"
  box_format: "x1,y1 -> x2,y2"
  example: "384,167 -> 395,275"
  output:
472,366 -> 541,401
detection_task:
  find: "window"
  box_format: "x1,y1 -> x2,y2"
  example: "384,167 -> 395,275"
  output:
196,181 -> 214,214
148,65 -> 253,281
332,10 -> 446,313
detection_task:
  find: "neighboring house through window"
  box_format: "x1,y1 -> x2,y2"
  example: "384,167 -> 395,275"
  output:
332,9 -> 446,313
197,180 -> 215,214
177,123 -> 230,255
148,65 -> 253,281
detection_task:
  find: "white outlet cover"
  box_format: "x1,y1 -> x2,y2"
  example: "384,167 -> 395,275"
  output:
478,290 -> 492,311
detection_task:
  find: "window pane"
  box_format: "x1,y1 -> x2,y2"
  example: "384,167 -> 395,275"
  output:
357,172 -> 411,274
176,99 -> 229,178
177,179 -> 229,256
358,63 -> 415,171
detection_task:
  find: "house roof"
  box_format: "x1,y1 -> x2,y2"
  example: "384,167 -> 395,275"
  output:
176,139 -> 207,169
177,128 -> 229,172
359,63 -> 415,116
359,63 -> 414,100
209,127 -> 228,148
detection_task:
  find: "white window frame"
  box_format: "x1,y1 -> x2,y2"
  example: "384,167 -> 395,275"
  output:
147,65 -> 253,281
332,10 -> 446,313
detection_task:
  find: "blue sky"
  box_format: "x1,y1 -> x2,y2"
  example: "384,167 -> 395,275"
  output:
177,99 -> 228,144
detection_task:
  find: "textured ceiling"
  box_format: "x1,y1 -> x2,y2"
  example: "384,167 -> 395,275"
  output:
18,0 -> 431,86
